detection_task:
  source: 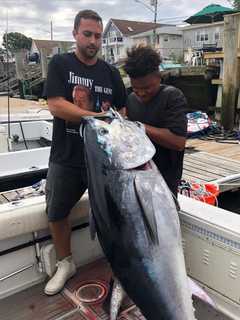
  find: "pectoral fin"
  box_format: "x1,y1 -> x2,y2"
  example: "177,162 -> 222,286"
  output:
134,174 -> 159,245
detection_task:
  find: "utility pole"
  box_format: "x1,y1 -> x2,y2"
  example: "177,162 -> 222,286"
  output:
221,13 -> 240,130
151,0 -> 158,47
50,21 -> 53,40
135,0 -> 158,47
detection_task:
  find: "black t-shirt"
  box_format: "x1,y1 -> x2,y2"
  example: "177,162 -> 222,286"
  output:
127,84 -> 187,196
46,52 -> 126,168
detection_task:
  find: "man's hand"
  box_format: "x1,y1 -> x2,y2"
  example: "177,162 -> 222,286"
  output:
117,107 -> 127,117
48,97 -> 106,122
144,124 -> 186,151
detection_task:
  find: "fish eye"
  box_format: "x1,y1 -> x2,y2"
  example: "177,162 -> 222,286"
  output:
98,127 -> 108,135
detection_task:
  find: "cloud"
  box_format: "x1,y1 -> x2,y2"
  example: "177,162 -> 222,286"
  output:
0,0 -> 232,45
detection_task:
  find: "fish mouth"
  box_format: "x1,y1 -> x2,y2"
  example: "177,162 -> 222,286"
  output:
92,109 -> 123,123
134,161 -> 152,170
79,109 -> 122,137
81,109 -> 156,169
79,115 -> 113,138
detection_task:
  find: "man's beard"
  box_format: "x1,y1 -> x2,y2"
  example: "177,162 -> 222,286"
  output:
79,45 -> 99,59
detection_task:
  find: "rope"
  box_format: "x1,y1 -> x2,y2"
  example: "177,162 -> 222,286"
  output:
194,126 -> 240,144
178,180 -> 219,206
186,111 -> 240,143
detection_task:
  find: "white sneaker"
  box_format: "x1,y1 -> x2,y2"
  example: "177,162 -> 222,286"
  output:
44,256 -> 76,295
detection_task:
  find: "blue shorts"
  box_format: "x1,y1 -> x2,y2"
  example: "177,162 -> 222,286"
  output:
45,162 -> 88,222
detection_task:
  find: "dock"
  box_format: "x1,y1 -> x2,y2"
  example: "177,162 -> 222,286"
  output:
0,96 -> 44,114
183,138 -> 240,192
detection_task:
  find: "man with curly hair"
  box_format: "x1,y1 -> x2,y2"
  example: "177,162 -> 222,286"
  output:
124,46 -> 187,198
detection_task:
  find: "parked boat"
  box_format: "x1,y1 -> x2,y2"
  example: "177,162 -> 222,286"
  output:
0,188 -> 239,319
0,119 -> 52,191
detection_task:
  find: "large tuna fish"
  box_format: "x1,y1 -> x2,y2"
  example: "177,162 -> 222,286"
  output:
81,110 -> 195,320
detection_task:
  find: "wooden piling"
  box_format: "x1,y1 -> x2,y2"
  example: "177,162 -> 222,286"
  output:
15,50 -> 26,80
40,48 -> 48,79
221,13 -> 240,130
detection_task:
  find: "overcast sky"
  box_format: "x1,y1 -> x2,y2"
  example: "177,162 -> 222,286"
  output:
0,0 -> 232,45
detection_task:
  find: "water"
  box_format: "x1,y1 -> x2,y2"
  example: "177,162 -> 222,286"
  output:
218,189 -> 240,214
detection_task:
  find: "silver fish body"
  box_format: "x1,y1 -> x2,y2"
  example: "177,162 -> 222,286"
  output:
82,112 -> 195,320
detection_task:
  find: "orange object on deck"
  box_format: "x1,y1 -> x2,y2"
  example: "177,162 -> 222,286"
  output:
178,181 -> 219,206
191,183 -> 219,206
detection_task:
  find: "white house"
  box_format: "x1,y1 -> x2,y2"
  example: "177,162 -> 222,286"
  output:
102,19 -> 182,63
181,21 -> 224,63
132,26 -> 183,61
30,39 -> 75,58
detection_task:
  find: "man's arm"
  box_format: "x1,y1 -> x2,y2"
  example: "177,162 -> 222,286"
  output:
144,125 -> 186,151
111,66 -> 127,112
48,97 -> 103,122
143,87 -> 187,151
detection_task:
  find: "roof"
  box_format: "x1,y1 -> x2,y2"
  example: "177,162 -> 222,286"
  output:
110,19 -> 165,36
185,4 -> 237,24
32,39 -> 75,55
192,4 -> 234,16
181,21 -> 224,31
131,26 -> 182,38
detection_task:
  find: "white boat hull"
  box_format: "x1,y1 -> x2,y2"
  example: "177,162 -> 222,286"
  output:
0,194 -> 240,319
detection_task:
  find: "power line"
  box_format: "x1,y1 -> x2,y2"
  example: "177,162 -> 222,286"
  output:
158,16 -> 189,22
159,17 -> 188,22
134,0 -> 154,13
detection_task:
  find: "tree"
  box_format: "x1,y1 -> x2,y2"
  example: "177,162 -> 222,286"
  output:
2,32 -> 32,53
228,0 -> 240,10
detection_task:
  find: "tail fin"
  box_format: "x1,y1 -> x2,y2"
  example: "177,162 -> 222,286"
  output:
188,277 -> 216,308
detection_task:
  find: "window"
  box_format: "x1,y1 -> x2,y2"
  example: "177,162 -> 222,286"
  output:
109,31 -> 115,37
196,32 -> 200,42
109,37 -> 117,43
215,32 -> 220,41
196,31 -> 208,42
164,36 -> 168,42
127,26 -> 133,32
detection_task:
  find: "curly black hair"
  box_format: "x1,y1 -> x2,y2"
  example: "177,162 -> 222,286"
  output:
124,46 -> 162,78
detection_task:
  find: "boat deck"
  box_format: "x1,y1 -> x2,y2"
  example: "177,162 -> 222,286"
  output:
183,138 -> 240,193
183,151 -> 240,192
186,137 -> 240,161
11,138 -> 51,151
0,258 -> 232,320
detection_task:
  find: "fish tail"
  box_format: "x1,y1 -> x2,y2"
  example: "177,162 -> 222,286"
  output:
110,278 -> 125,320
